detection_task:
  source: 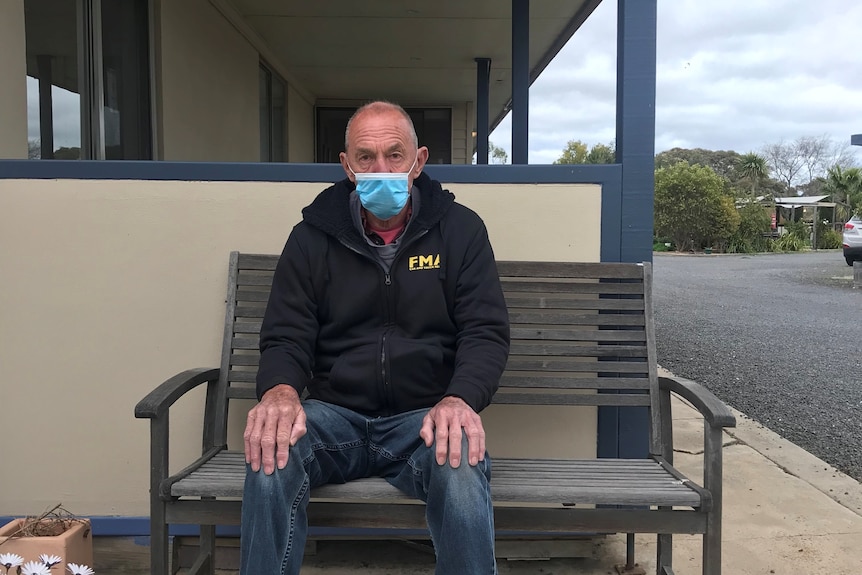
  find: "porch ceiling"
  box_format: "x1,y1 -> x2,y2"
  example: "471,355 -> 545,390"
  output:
231,0 -> 601,121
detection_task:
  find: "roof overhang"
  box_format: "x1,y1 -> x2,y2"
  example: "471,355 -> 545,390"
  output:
228,0 -> 602,125
852,134 -> 862,146
774,195 -> 836,209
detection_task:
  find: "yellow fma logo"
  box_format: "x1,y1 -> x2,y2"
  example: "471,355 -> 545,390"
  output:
408,254 -> 441,271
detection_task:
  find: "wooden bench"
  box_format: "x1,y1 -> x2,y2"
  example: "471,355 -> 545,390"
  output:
135,252 -> 736,575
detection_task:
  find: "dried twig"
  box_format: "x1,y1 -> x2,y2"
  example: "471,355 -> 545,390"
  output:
0,504 -> 89,545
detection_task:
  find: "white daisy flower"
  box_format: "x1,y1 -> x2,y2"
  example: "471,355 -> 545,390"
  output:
66,564 -> 95,575
21,561 -> 51,575
0,553 -> 24,568
39,554 -> 63,568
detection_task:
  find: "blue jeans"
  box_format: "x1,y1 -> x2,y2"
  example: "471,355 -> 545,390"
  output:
240,400 -> 497,575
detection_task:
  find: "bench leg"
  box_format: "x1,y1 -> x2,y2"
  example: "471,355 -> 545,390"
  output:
656,532 -> 672,575
703,425 -> 723,575
189,525 -> 216,575
703,522 -> 721,575
150,501 -> 169,575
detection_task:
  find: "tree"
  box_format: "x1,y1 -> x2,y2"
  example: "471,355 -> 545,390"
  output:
761,136 -> 858,193
554,140 -> 588,164
554,140 -> 616,164
735,152 -> 769,195
488,141 -> 508,164
655,148 -> 742,182
585,142 -> 616,164
654,162 -> 739,252
28,139 -> 41,159
54,147 -> 81,160
824,165 -> 862,219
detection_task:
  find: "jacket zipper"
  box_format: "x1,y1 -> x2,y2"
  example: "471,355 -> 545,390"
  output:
338,229 -> 430,414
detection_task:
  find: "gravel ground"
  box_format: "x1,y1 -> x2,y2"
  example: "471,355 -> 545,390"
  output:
653,251 -> 862,481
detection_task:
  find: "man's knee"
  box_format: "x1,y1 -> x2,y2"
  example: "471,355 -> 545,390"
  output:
244,445 -> 310,497
414,440 -> 491,491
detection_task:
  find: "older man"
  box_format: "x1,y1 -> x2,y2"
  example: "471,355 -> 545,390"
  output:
241,101 -> 510,574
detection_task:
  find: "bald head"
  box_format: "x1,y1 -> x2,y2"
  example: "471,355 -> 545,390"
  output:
345,101 -> 418,150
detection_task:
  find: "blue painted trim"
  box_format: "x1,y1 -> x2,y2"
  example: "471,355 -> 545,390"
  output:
0,159 -> 620,185
511,0 -> 530,164
599,0 -> 657,461
600,166 -> 623,263
615,0 -> 657,264
0,160 -> 345,182
852,134 -> 862,146
475,58 -> 491,164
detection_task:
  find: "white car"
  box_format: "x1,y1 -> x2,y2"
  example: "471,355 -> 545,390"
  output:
843,216 -> 862,266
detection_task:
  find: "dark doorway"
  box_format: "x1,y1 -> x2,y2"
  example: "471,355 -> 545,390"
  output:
316,107 -> 452,164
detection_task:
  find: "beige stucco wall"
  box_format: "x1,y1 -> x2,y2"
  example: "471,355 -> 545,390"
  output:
287,84 -> 314,163
451,102 -> 469,164
0,0 -> 27,159
0,178 -> 601,516
159,0 -> 260,161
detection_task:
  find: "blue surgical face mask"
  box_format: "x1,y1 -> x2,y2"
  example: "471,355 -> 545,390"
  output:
349,159 -> 417,220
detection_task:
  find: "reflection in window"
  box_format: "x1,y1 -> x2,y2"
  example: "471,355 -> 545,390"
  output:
25,0 -> 81,159
24,0 -> 151,160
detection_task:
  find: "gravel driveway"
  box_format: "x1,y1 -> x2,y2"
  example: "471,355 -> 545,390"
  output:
653,251 -> 862,481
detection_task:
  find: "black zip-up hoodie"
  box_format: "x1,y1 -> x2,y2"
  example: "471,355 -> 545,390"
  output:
256,172 -> 510,416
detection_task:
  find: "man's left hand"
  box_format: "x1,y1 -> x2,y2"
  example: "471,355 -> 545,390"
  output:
419,396 -> 486,468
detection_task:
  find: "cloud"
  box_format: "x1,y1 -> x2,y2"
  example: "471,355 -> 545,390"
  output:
492,0 -> 862,165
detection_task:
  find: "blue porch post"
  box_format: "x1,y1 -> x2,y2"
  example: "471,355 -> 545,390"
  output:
475,58 -> 491,165
511,0 -> 529,164
615,0 -> 657,264
598,0 -> 657,462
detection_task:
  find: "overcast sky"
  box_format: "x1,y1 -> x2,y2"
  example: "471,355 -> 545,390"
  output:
491,0 -> 862,165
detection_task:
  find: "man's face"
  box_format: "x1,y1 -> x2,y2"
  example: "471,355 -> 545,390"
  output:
340,110 -> 429,186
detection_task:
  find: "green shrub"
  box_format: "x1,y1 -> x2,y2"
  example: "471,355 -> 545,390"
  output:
727,203 -> 772,253
654,162 -> 739,252
772,233 -> 808,252
816,226 -> 843,249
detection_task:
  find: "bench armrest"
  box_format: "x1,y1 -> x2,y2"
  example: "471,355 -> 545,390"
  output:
135,368 -> 221,420
659,375 -> 736,429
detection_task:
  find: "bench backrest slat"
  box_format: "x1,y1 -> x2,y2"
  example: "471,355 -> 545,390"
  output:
216,253 -> 661,455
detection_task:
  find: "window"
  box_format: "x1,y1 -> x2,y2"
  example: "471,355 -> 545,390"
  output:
25,0 -> 151,160
316,107 -> 452,164
259,63 -> 286,162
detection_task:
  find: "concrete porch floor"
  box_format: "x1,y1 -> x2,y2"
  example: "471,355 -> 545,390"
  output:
96,388 -> 862,574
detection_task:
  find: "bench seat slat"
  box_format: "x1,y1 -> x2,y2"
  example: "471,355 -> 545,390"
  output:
505,357 -> 648,373
496,261 -> 645,279
229,344 -> 649,365
504,295 -> 644,311
499,374 -> 650,389
492,392 -> 651,406
236,253 -> 279,271
169,452 -> 701,507
501,281 -> 644,295
508,310 -> 645,326
509,328 -> 645,342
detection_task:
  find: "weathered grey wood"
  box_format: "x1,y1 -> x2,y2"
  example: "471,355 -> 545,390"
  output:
136,254 -> 734,575
504,295 -> 645,310
236,253 -> 279,270
166,501 -> 708,535
496,261 -> 645,279
500,280 -> 644,295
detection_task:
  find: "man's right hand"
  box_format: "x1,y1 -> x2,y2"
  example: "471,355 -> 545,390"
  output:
244,384 -> 306,475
